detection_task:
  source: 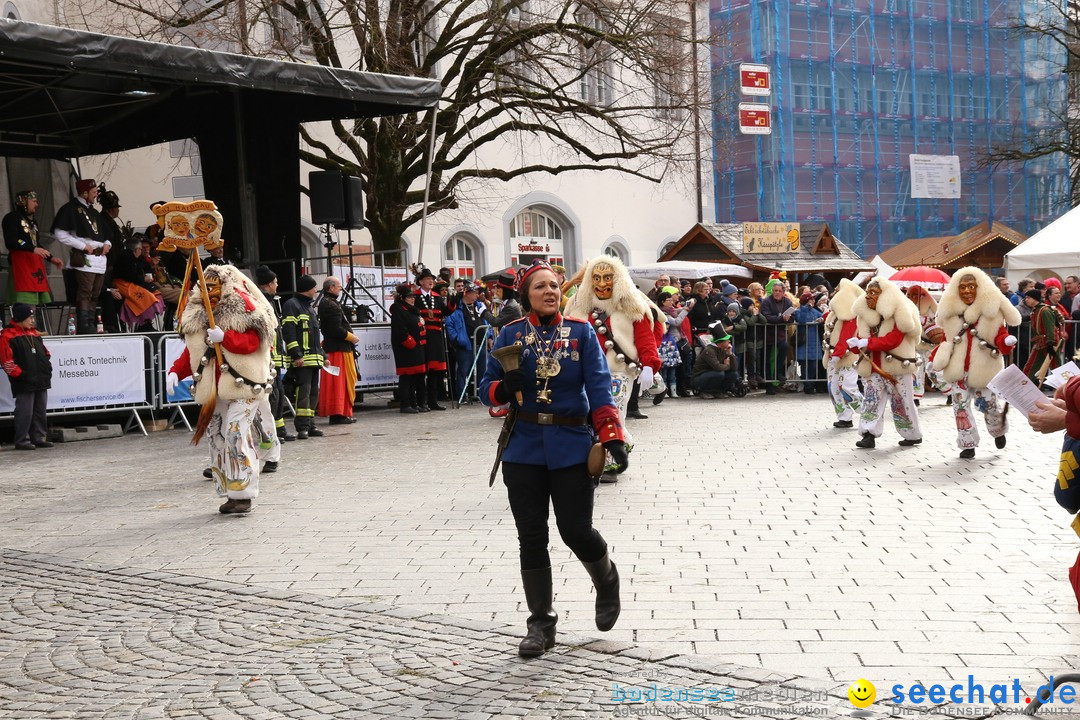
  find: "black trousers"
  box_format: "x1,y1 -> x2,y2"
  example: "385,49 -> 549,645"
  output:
503,461 -> 608,570
13,390 -> 47,445
268,371 -> 286,432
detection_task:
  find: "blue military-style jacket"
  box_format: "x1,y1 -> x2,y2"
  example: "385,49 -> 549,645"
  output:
480,312 -> 620,469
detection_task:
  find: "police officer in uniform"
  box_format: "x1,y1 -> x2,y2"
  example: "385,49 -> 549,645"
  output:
480,260 -> 628,658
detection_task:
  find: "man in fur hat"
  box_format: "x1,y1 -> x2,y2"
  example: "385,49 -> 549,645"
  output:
848,276 -> 923,449
931,267 -> 1021,459
821,279 -> 864,429
565,255 -> 660,480
166,265 -> 280,514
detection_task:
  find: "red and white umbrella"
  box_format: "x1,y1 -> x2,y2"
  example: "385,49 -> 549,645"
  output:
890,266 -> 952,291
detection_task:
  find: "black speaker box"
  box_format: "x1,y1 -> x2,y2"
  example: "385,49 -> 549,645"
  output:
309,171 -> 346,225
309,171 -> 365,230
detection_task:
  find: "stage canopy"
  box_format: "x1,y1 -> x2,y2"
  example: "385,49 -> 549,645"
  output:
0,19 -> 440,275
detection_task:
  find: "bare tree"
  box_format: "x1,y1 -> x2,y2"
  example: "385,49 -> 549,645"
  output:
77,0 -> 723,252
982,0 -> 1079,208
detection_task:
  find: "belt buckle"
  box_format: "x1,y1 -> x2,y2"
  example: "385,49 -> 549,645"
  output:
538,413 -> 554,425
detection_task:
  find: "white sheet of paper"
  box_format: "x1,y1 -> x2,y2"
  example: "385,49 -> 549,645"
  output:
322,364 -> 341,377
1044,361 -> 1080,390
986,364 -> 1046,419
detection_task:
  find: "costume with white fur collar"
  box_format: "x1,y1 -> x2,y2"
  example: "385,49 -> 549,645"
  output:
931,266 -> 1021,388
851,276 -> 922,378
823,279 -> 863,370
565,255 -> 660,375
180,265 -> 277,404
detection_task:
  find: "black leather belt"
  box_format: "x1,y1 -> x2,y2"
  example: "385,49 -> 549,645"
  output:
516,412 -> 588,426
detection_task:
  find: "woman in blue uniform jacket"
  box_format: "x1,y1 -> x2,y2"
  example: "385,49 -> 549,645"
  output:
480,260 -> 628,657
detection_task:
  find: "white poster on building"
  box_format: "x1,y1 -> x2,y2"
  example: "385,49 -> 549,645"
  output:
354,325 -> 398,388
0,336 -> 147,414
909,154 -> 961,199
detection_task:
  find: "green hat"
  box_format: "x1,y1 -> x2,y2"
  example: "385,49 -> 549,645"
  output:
661,285 -> 679,296
715,333 -> 732,343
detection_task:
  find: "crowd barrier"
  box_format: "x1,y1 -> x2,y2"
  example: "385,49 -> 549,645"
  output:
3,317 -> 1075,433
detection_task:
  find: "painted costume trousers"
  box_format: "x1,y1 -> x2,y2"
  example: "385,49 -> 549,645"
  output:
827,359 -> 862,422
206,395 -> 281,500
859,372 -> 922,441
502,461 -> 607,570
949,381 -> 1007,449
912,350 -> 951,399
607,370 -> 635,469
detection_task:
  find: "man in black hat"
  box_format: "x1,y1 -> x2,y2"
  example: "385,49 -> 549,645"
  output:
281,275 -> 326,438
256,266 -> 293,442
52,179 -> 111,334
0,303 -> 54,450
415,267 -> 448,410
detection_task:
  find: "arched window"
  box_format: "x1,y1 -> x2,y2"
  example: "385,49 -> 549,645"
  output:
444,233 -> 481,280
601,239 -> 629,265
3,1 -> 19,18
510,207 -> 564,266
658,240 -> 678,259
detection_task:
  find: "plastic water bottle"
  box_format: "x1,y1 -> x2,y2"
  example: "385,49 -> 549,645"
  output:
66,313 -> 76,335
96,314 -> 104,334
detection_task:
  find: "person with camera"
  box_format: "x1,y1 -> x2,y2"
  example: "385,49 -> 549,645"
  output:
480,260 -> 626,658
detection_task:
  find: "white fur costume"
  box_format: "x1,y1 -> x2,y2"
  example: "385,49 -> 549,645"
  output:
851,276 -> 922,442
565,255 -> 660,467
821,279 -> 864,423
176,265 -> 280,500
932,267 -> 1022,450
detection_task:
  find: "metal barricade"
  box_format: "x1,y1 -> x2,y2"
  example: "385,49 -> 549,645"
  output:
456,324 -> 493,405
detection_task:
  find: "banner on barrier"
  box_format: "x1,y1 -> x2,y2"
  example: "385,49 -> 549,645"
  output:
354,325 -> 397,388
0,335 -> 147,413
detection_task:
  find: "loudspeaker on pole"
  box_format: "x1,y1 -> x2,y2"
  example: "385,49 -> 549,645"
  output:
308,171 -> 364,230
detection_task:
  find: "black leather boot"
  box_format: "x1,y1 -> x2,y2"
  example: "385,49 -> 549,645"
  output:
77,309 -> 95,335
581,553 -> 620,631
399,376 -> 419,414
518,567 -> 557,657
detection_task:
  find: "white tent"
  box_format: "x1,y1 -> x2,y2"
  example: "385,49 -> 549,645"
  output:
852,255 -> 897,286
1005,206 -> 1080,284
628,261 -> 753,292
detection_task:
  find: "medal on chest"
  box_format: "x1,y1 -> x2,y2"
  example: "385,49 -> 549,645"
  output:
530,321 -> 563,404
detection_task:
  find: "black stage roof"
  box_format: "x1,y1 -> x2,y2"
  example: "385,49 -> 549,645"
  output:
0,20 -> 441,271
0,19 -> 440,158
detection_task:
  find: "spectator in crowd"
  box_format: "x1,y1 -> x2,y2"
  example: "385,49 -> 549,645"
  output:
112,236 -> 165,331
203,244 -> 231,267
281,274 -> 326,439
760,279 -> 795,395
647,274 -> 671,303
445,282 -> 493,401
932,267 -> 1020,459
692,326 -> 738,398
390,282 -> 428,414
96,186 -> 125,333
679,279 -> 693,304
52,178 -> 111,334
1065,276 -> 1080,313
317,276 -> 359,425
255,266 -> 293,442
740,296 -> 765,390
4,190 -> 62,309
997,276 -> 1019,306
1014,278 -> 1035,371
0,303 -> 53,450
654,291 -> 684,403
722,301 -> 747,372
793,291 -> 824,393
686,281 -> 716,336
1023,288 -> 1064,384
822,279 -> 864,429
492,269 -> 522,329
849,277 -> 923,449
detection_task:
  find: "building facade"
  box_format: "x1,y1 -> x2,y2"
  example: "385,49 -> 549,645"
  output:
710,0 -> 1070,258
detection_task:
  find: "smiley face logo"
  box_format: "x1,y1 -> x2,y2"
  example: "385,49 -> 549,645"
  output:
848,679 -> 876,709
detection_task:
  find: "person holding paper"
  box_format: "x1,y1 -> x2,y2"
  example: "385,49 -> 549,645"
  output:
932,268 -> 1021,459
849,276 -> 923,449
760,277 -> 795,395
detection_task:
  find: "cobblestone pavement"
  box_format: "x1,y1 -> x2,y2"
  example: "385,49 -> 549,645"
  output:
1,389 -> 1079,713
0,549 -> 847,719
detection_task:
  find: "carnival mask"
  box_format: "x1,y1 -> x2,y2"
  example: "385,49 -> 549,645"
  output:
958,276 -> 978,306
592,263 -> 615,301
864,284 -> 881,310
205,276 -> 223,308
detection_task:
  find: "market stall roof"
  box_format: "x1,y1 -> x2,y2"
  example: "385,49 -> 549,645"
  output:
660,222 -> 873,275
878,221 -> 1026,270
0,19 -> 441,158
1004,206 -> 1080,283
